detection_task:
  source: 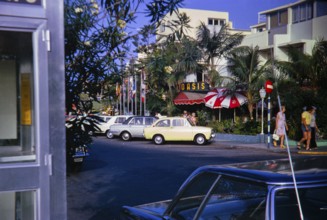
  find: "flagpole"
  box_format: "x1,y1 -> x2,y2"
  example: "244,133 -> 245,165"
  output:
140,70 -> 143,115
135,74 -> 137,115
144,71 -> 147,115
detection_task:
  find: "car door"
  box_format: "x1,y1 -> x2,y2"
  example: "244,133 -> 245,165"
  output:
153,119 -> 171,139
170,118 -> 193,141
129,117 -> 144,137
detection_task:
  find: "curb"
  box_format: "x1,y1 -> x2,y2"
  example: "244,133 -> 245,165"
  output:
297,150 -> 327,155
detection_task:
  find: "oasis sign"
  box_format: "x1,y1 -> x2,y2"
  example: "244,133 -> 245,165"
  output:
0,0 -> 41,5
178,82 -> 209,92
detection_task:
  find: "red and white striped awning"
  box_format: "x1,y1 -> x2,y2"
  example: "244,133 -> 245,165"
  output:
173,92 -> 205,105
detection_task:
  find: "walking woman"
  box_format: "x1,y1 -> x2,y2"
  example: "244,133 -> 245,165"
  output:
274,105 -> 288,148
297,106 -> 313,150
310,106 -> 319,149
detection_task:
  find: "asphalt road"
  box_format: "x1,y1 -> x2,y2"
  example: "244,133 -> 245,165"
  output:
67,136 -> 303,220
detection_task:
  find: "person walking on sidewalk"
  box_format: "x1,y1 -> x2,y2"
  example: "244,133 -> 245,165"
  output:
310,106 -> 320,149
297,106 -> 313,150
274,105 -> 288,148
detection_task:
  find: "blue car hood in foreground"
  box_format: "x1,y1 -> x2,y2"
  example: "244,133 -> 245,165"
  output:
121,200 -> 171,220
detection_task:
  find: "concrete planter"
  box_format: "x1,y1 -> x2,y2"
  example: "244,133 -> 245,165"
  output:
215,133 -> 263,143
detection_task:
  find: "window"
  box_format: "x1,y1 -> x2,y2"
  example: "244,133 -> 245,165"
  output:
199,176 -> 267,220
278,10 -> 288,25
129,118 -> 136,125
169,173 -> 267,220
115,117 -> 127,123
293,6 -> 299,23
307,3 -> 313,19
145,117 -> 155,125
292,2 -> 313,23
220,20 -> 225,26
135,117 -> 143,125
156,119 -> 170,127
270,10 -> 287,28
317,1 -> 327,17
274,186 -> 327,219
300,4 -> 307,21
0,31 -> 35,163
159,22 -> 165,32
170,172 -> 220,220
172,119 -> 184,127
0,191 -> 36,220
208,18 -> 223,26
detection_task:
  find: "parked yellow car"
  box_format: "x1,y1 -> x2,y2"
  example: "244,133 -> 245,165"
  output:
143,117 -> 215,145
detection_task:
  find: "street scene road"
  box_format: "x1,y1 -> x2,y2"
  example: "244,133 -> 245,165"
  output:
67,136 -> 306,220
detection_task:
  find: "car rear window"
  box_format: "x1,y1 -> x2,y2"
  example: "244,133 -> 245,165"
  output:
172,119 -> 185,127
169,173 -> 267,220
145,117 -> 155,125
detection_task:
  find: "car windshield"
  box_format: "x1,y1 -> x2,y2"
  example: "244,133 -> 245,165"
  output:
89,115 -> 106,123
187,118 -> 195,126
169,172 -> 267,220
122,117 -> 133,125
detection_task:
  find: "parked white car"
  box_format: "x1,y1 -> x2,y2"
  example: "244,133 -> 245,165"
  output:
96,115 -> 132,138
109,116 -> 157,141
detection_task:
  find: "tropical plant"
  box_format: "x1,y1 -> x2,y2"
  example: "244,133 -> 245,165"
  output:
196,22 -> 244,87
65,0 -> 185,114
277,39 -> 327,137
143,12 -> 203,116
227,45 -> 271,120
278,39 -> 327,89
65,0 -> 185,150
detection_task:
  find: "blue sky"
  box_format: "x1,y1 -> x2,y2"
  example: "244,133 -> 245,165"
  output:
136,0 -> 296,30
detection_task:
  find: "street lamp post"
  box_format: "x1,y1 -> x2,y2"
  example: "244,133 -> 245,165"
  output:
259,88 -> 266,135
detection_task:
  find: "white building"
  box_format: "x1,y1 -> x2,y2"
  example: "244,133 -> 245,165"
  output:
241,0 -> 327,62
157,8 -> 250,84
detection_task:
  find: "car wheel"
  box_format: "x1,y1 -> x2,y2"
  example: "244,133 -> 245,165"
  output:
195,134 -> 206,145
106,130 -> 114,139
153,135 -> 164,145
121,131 -> 131,141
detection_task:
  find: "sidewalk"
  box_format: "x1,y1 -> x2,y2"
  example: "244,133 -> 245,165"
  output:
213,133 -> 327,155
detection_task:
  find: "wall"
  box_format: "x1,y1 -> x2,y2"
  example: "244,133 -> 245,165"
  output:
313,15 -> 327,39
290,20 -> 313,41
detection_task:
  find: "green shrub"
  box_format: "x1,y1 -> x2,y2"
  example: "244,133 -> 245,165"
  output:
196,110 -> 210,126
207,119 -> 234,133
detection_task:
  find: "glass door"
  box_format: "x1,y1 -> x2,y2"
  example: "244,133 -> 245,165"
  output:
0,20 -> 50,220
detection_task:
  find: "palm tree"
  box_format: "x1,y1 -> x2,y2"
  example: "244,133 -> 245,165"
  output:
277,39 -> 327,136
278,39 -> 327,89
196,22 -> 244,87
143,12 -> 203,116
227,46 -> 271,120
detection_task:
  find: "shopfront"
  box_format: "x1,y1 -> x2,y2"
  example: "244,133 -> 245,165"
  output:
0,1 -> 66,220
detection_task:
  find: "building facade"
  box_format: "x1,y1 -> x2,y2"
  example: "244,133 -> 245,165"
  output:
241,0 -> 327,63
157,8 -> 250,84
0,1 -> 66,220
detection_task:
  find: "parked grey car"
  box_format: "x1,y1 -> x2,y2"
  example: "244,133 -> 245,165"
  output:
109,116 -> 157,141
121,157 -> 327,220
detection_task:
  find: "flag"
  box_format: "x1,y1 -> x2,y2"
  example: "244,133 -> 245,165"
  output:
115,82 -> 120,96
129,76 -> 135,99
141,71 -> 146,103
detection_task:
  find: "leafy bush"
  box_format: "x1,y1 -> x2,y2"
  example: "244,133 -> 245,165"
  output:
207,118 -> 261,135
234,120 -> 261,135
196,110 -> 210,126
207,119 -> 234,133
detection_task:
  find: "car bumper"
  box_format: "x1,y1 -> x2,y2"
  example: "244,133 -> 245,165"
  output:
208,131 -> 216,142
